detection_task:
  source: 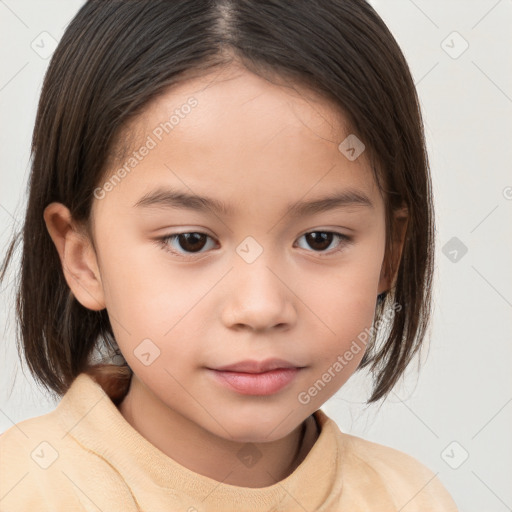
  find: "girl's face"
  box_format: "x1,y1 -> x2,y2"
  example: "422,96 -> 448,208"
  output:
89,64 -> 391,442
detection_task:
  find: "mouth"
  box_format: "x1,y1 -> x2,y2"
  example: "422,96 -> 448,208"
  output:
207,359 -> 306,396
210,358 -> 304,374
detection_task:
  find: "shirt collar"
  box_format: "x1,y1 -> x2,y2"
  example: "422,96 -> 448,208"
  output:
56,372 -> 345,511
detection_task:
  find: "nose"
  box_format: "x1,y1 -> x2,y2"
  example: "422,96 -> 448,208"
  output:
220,256 -> 297,333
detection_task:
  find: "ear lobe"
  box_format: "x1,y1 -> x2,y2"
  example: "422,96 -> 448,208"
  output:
43,202 -> 106,311
378,206 -> 409,295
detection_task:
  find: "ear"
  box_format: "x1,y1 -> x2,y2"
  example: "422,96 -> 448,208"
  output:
43,202 -> 105,311
378,206 -> 409,295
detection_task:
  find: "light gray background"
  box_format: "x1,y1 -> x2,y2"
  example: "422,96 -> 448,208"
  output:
1,1 -> 511,509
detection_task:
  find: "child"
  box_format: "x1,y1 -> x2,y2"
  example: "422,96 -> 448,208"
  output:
0,0 -> 458,510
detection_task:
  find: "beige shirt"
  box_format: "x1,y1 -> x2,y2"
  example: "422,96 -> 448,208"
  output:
0,373 -> 458,511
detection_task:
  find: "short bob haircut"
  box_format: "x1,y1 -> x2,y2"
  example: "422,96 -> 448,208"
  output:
1,0 -> 434,404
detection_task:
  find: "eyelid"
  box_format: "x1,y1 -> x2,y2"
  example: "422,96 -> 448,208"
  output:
157,231 -> 218,260
294,231 -> 352,255
156,228 -> 353,260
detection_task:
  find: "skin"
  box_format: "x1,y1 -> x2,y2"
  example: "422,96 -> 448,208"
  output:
44,62 -> 408,488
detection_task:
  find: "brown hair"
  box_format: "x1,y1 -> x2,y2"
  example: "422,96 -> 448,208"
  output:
0,0 -> 434,403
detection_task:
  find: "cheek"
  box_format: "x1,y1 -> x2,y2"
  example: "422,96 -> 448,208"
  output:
98,234 -> 177,310
297,275 -> 379,404
316,293 -> 376,366
96,236 -> 185,335
297,246 -> 384,366
304,255 -> 383,328
97,237 -> 215,364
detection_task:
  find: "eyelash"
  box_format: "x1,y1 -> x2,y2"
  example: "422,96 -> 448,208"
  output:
156,230 -> 352,260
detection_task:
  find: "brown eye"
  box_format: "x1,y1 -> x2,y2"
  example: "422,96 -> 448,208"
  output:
175,233 -> 208,252
296,231 -> 351,254
304,232 -> 334,251
159,232 -> 215,257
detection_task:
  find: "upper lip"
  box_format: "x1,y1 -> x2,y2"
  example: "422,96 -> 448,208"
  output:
211,358 -> 302,374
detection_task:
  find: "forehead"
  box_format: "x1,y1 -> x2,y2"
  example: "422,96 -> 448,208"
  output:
114,63 -> 353,164
98,63 -> 382,215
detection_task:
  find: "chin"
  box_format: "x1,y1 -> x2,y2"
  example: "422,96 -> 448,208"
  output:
212,417 -> 298,445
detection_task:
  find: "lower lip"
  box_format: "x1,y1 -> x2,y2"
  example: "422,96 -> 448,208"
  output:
209,368 -> 301,395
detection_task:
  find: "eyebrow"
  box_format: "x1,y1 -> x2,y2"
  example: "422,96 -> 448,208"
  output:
133,186 -> 374,217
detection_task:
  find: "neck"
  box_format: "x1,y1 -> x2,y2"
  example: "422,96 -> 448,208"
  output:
117,374 -> 318,488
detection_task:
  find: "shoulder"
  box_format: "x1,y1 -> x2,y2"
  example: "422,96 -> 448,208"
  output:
338,431 -> 458,511
0,411 -> 79,509
0,409 -> 61,458
0,408 -> 134,511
